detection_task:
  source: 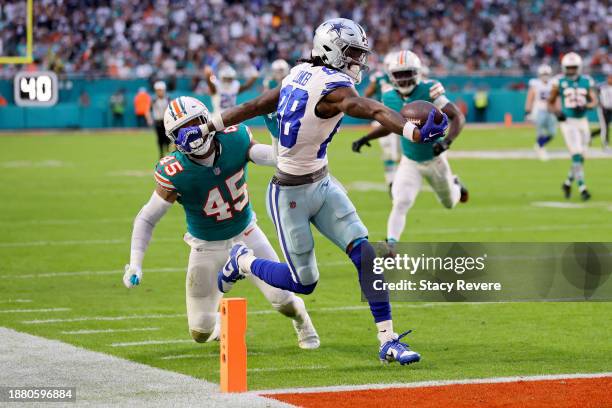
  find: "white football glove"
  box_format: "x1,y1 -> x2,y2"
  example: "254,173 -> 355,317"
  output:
123,264 -> 142,288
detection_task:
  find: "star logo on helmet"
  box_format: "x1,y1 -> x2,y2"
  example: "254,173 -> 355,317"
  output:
328,21 -> 348,37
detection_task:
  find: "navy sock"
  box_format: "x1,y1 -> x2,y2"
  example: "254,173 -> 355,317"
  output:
537,135 -> 552,147
348,239 -> 392,323
250,258 -> 317,295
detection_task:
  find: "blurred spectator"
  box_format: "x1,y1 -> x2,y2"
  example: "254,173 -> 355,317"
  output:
79,90 -> 90,107
0,93 -> 7,107
110,88 -> 126,127
134,87 -> 152,128
2,0 -> 606,78
151,81 -> 170,157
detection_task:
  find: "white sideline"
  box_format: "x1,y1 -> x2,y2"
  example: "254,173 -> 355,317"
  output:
256,372 -> 612,395
62,327 -> 161,335
0,327 -> 293,407
160,352 -> 264,360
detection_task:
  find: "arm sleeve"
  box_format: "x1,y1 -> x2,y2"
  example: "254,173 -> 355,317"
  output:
249,143 -> 277,167
129,191 -> 172,270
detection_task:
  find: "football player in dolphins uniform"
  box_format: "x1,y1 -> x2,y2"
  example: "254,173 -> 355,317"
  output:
363,52 -> 400,189
262,59 -> 291,144
352,50 -> 467,246
177,19 -> 447,365
123,96 -> 319,349
525,64 -> 557,161
548,52 -> 598,200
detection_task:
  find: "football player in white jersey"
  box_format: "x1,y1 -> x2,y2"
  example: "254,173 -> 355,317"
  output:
178,18 -> 448,365
204,64 -> 258,112
525,64 -> 557,161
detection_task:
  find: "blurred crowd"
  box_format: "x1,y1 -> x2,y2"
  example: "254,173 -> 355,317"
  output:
1,0 -> 610,78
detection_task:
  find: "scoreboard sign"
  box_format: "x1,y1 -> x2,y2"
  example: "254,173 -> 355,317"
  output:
13,71 -> 59,107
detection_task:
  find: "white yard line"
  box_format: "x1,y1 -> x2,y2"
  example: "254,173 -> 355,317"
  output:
257,372 -> 612,395
0,307 -> 70,314
0,327 -> 291,407
111,339 -> 194,347
0,299 -> 32,304
3,261 -> 347,279
22,303 -> 480,325
0,238 -> 176,248
61,327 -> 161,335
448,148 -> 612,160
248,365 -> 328,373
161,351 -> 265,360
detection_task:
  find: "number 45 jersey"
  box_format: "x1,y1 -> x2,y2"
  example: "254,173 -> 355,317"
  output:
154,124 -> 253,241
276,63 -> 355,175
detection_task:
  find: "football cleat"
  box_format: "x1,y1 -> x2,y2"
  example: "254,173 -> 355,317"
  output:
534,144 -> 550,161
293,315 -> 320,350
580,189 -> 591,201
379,330 -> 421,365
217,243 -> 252,293
562,183 -> 571,199
454,177 -> 469,203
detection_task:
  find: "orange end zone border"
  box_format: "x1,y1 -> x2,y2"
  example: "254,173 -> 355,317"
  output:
265,376 -> 612,408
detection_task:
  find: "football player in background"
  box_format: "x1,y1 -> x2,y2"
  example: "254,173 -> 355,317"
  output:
204,64 -> 258,112
151,81 -> 171,158
362,52 -> 399,190
352,50 -> 467,247
123,96 -> 319,349
178,18 -> 448,365
548,52 -> 598,201
590,70 -> 612,150
525,64 -> 557,161
262,59 -> 290,145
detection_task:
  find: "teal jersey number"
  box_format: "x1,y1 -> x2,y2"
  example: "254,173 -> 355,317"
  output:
557,75 -> 593,119
154,124 -> 253,241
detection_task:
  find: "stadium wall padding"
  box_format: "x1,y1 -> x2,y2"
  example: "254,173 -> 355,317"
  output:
0,76 -> 602,130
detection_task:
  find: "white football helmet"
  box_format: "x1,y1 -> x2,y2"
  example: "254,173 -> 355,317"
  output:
271,59 -> 290,81
561,52 -> 582,79
387,50 -> 422,94
163,96 -> 213,155
218,65 -> 237,81
311,18 -> 370,83
383,51 -> 397,72
537,64 -> 552,79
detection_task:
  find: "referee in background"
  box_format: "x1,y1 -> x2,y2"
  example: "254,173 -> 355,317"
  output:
152,81 -> 170,158
591,71 -> 612,151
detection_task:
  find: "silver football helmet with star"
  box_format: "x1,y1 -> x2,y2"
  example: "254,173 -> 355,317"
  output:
311,18 -> 371,83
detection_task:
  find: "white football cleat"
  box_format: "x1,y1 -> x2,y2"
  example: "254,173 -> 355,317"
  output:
293,314 -> 320,350
534,144 -> 549,161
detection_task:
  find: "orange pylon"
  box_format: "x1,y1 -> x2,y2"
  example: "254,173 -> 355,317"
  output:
220,298 -> 247,393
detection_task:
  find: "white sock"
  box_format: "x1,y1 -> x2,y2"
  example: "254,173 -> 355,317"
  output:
277,296 -> 306,325
237,252 -> 256,274
376,320 -> 395,344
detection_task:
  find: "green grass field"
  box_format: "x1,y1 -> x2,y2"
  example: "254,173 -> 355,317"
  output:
0,126 -> 611,390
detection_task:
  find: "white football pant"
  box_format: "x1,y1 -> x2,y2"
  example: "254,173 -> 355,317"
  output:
387,154 -> 461,241
560,117 -> 590,155
183,221 -> 299,342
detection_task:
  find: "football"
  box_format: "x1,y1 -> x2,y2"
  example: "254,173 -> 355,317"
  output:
400,100 -> 444,127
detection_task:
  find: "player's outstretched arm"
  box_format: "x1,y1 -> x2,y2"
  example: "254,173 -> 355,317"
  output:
352,125 -> 390,152
319,87 -> 422,141
525,86 -> 535,116
433,102 -> 465,156
239,70 -> 259,93
204,66 -> 217,95
123,186 -> 175,289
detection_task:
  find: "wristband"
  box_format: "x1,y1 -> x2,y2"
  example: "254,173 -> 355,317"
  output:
211,112 -> 225,131
402,121 -> 417,142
